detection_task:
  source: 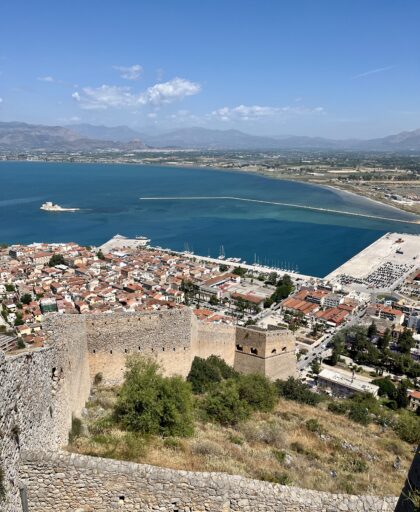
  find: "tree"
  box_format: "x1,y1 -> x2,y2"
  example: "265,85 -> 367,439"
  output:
266,272 -> 277,286
14,313 -> 24,326
377,328 -> 391,351
398,329 -> 415,354
115,357 -> 194,437
310,359 -> 321,376
203,379 -> 250,425
209,295 -> 219,306
367,321 -> 377,339
187,355 -> 238,394
48,254 -> 65,267
97,249 -> 105,260
395,381 -> 409,409
237,374 -> 277,412
233,266 -> 247,277
5,284 -> 15,292
20,294 -> 32,305
275,377 -> 323,406
219,264 -> 228,272
372,377 -> 397,400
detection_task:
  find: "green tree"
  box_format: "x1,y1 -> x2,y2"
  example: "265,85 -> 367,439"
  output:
275,377 -> 323,406
5,284 -> 15,292
115,357 -> 194,437
367,321 -> 377,339
14,313 -> 24,326
377,328 -> 391,351
209,295 -> 219,306
219,264 -> 229,272
237,373 -> 277,412
203,379 -> 250,425
97,249 -> 105,260
48,254 -> 65,267
233,266 -> 247,277
398,329 -> 415,354
20,293 -> 32,305
395,381 -> 409,409
372,377 -> 396,400
310,359 -> 321,376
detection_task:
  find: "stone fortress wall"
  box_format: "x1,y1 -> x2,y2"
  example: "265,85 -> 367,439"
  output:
19,450 -> 398,512
0,309 -> 398,511
0,314 -> 91,511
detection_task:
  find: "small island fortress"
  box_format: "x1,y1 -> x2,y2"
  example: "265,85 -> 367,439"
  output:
40,201 -> 80,212
0,309 -> 399,511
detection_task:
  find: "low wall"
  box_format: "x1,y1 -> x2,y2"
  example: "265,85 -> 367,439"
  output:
19,450 -> 398,512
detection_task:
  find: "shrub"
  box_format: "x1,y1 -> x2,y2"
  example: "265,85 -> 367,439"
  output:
395,412 -> 420,444
305,418 -> 323,434
258,470 -> 291,485
348,402 -> 370,426
272,449 -> 286,463
93,372 -> 103,386
89,415 -> 114,436
187,355 -> 238,394
237,373 -> 277,412
69,416 -> 83,443
345,458 -> 368,473
163,437 -> 183,451
276,377 -> 323,406
228,433 -> 244,445
203,379 -> 250,426
114,357 -> 194,437
328,401 -> 348,415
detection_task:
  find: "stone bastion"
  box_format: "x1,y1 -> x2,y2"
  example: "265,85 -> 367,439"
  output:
0,309 -> 399,511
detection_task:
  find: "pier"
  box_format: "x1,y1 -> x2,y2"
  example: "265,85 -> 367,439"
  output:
139,196 -> 420,225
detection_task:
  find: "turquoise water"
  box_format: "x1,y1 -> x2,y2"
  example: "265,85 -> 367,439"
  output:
1,161 -> 419,277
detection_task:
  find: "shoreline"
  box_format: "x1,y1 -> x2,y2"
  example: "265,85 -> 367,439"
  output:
1,157 -> 419,221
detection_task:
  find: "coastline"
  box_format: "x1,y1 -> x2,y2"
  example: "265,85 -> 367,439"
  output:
1,157 -> 418,220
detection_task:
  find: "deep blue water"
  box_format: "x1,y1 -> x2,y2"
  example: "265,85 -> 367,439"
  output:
1,161 -> 419,277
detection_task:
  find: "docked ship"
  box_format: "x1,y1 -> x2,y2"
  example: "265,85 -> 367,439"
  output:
40,202 -> 80,212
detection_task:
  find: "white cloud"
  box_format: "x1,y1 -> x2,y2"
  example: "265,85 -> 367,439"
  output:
72,78 -> 201,110
352,66 -> 394,79
113,64 -> 143,81
211,104 -> 324,121
138,78 -> 201,106
37,76 -> 55,82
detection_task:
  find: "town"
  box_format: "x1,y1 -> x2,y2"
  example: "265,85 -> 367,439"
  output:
1,231 -> 420,406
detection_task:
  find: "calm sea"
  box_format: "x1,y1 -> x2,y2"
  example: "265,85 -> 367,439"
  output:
1,161 -> 419,277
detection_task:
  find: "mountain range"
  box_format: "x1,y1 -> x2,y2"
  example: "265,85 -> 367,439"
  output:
2,121 -> 420,152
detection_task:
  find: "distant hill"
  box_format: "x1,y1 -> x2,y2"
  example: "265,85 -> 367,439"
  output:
3,121 -> 420,152
68,123 -> 143,143
0,122 -> 147,151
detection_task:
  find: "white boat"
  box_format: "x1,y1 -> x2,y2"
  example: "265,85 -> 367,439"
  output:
40,202 -> 80,212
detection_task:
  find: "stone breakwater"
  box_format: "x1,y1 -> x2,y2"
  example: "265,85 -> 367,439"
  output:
20,450 -> 398,512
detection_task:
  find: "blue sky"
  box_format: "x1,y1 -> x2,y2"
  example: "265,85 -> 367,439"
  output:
0,0 -> 419,138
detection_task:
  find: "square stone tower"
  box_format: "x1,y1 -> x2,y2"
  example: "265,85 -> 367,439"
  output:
234,325 -> 297,380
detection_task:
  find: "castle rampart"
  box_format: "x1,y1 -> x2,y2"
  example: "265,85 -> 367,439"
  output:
19,450 -> 398,512
1,309 -> 397,512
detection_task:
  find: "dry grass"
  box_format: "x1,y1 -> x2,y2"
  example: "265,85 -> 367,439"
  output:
69,392 -> 413,497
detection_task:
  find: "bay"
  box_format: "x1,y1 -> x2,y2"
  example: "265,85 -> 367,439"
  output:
0,161 -> 419,277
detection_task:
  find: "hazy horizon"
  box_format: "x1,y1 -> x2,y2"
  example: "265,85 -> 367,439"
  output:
1,1 -> 420,139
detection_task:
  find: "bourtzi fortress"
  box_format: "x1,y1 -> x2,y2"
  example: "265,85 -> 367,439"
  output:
0,309 -> 397,511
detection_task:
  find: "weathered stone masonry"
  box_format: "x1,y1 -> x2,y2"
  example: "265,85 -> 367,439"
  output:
0,309 -> 399,511
20,450 -> 398,512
